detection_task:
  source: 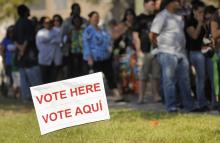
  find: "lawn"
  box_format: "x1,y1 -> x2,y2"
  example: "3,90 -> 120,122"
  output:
0,97 -> 220,143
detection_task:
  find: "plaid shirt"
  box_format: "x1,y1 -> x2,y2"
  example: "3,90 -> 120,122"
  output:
83,25 -> 111,61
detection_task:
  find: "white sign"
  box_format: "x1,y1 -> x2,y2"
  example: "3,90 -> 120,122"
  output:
30,72 -> 110,135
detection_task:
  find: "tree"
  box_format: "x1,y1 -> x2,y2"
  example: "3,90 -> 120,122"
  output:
0,0 -> 35,20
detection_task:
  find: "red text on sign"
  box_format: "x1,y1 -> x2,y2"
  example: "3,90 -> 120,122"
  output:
36,90 -> 67,104
75,100 -> 103,116
70,83 -> 101,97
42,108 -> 72,123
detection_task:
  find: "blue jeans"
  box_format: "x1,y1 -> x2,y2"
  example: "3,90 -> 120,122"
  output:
157,53 -> 195,112
190,51 -> 208,108
20,66 -> 42,103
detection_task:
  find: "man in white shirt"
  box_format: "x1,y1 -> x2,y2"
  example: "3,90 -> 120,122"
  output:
150,0 -> 195,112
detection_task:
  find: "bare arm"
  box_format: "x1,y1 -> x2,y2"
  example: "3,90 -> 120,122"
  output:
186,11 -> 204,40
186,24 -> 203,40
149,32 -> 158,47
15,41 -> 27,59
111,23 -> 126,40
133,32 -> 143,56
211,21 -> 220,40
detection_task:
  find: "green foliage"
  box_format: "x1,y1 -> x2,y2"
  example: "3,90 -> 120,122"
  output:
0,0 -> 35,20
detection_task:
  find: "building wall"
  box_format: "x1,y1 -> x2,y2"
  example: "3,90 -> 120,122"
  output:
0,19 -> 14,42
30,0 -> 112,21
135,0 -> 143,15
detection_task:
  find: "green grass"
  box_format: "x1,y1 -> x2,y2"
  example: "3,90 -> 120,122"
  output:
0,98 -> 220,143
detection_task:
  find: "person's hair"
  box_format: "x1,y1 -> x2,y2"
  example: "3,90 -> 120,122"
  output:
17,4 -> 30,17
39,16 -> 49,29
160,0 -> 177,10
88,11 -> 99,18
205,5 -> 216,15
5,25 -> 14,39
39,16 -> 46,25
31,16 -> 38,26
31,16 -> 38,23
53,14 -> 63,25
122,8 -> 136,22
71,3 -> 81,16
144,0 -> 155,4
192,0 -> 205,11
189,1 -> 205,18
108,19 -> 117,27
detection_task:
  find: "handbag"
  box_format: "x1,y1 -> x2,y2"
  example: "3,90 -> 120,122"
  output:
201,37 -> 214,58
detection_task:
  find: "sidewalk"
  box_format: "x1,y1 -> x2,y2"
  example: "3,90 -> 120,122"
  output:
0,91 -> 219,115
107,94 -> 219,115
107,94 -> 166,112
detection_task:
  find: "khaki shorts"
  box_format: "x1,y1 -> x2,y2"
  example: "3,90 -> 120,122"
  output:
12,71 -> 20,88
139,53 -> 160,81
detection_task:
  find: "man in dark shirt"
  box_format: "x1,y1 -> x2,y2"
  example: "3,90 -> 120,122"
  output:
133,0 -> 161,103
13,4 -> 42,103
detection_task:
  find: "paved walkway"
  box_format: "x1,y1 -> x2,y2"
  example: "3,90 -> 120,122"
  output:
0,91 -> 219,115
107,94 -> 166,112
107,93 -> 219,115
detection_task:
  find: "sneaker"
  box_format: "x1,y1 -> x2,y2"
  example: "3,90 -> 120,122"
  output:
199,106 -> 210,112
154,96 -> 162,103
114,98 -> 126,103
168,107 -> 178,113
189,108 -> 201,113
210,105 -> 219,111
190,106 -> 210,113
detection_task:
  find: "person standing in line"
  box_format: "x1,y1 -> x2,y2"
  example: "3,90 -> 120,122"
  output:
1,26 -> 15,91
113,8 -> 137,94
61,3 -> 88,79
150,0 -> 196,112
211,1 -> 220,111
185,1 -> 209,111
36,16 -> 63,84
13,4 -> 41,103
52,14 -> 63,81
202,5 -> 217,110
1,25 -> 20,98
83,11 -> 124,102
133,0 -> 161,104
68,16 -> 87,77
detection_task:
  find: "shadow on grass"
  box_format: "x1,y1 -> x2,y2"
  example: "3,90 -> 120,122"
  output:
110,109 -> 179,121
0,94 -> 178,120
0,95 -> 34,113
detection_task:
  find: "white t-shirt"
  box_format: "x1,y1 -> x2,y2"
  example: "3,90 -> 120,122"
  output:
36,28 -> 62,66
150,9 -> 186,57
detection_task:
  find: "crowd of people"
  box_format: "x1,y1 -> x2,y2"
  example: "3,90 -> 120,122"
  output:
1,0 -> 220,112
